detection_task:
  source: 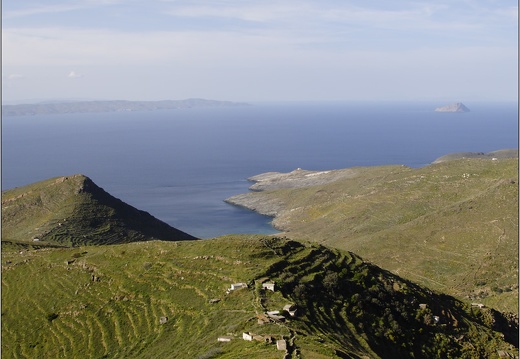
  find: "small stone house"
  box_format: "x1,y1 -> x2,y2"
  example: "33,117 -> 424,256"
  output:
230,283 -> 248,291
257,314 -> 270,325
266,311 -> 285,322
242,332 -> 253,341
262,282 -> 276,291
276,339 -> 287,351
253,334 -> 265,342
283,304 -> 298,317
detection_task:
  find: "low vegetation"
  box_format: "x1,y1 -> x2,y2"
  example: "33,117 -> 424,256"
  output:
2,236 -> 518,358
2,160 -> 518,358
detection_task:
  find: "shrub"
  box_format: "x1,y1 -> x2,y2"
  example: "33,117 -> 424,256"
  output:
46,312 -> 59,323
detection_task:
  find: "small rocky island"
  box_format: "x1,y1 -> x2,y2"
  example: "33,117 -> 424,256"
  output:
434,102 -> 470,112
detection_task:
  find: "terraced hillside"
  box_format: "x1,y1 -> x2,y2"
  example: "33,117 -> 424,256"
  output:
2,174 -> 195,246
226,157 -> 519,313
1,237 -> 518,358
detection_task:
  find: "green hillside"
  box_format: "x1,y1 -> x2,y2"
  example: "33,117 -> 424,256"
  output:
1,174 -> 196,246
431,149 -> 518,163
226,158 -> 519,313
2,236 -> 518,358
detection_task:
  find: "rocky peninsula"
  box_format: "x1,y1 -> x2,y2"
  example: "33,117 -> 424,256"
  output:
225,168 -> 359,219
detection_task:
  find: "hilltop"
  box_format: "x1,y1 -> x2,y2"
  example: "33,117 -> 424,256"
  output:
226,156 -> 519,313
1,174 -> 196,246
1,98 -> 250,116
1,236 -> 518,358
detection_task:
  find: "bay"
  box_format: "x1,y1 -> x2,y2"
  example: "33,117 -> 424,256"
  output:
2,101 -> 517,238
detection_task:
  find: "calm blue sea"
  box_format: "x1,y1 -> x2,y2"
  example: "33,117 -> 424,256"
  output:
2,102 -> 518,238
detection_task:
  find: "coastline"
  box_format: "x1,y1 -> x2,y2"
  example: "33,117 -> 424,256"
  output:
225,149 -> 519,229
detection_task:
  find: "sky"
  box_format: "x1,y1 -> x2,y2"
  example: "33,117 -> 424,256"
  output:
2,0 -> 518,103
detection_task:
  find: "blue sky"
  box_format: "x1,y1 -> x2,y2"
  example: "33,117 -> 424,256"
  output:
2,0 -> 518,103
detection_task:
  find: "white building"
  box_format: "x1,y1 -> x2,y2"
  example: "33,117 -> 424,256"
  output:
262,282 -> 276,291
230,283 -> 248,291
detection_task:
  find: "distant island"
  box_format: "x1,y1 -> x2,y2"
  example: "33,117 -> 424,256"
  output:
434,102 -> 470,112
2,98 -> 250,116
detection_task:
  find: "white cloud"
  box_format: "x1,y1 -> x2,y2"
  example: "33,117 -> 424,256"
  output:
3,1 -> 516,67
4,4 -> 87,18
6,73 -> 25,80
3,0 -> 123,19
2,27 -> 295,66
165,3 -> 305,23
2,1 -> 516,102
493,5 -> 519,19
68,70 -> 83,78
163,1 -> 514,33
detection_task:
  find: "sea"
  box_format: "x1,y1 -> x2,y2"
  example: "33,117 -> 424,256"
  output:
2,101 -> 518,238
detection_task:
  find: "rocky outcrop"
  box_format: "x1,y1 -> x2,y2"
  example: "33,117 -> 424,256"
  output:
434,102 -> 470,112
225,168 -> 358,217
246,168 -> 358,191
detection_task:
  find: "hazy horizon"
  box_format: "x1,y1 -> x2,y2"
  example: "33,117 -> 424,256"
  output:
2,1 -> 518,104
2,98 -> 519,107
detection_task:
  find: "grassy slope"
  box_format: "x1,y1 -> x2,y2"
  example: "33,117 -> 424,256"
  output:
1,174 -> 195,246
234,159 -> 519,313
1,237 -> 518,359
